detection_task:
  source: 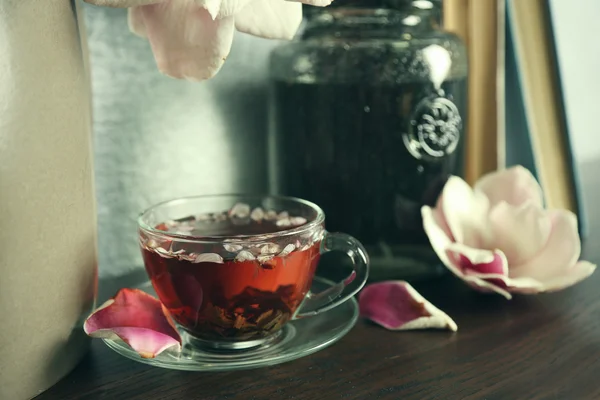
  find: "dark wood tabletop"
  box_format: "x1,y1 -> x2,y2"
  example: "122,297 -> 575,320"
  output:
37,160 -> 600,400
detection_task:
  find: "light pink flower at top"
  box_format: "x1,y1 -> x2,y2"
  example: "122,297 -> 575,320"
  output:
84,0 -> 331,81
421,165 -> 595,299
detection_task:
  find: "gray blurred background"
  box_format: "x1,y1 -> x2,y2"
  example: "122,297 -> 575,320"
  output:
84,1 -> 599,278
83,5 -> 282,277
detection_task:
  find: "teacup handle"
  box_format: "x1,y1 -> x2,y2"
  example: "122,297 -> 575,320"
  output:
293,232 -> 370,319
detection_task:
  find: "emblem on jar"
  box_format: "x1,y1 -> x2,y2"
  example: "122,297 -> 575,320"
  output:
403,96 -> 462,160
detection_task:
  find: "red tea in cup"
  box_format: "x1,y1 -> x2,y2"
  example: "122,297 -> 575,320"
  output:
138,196 -> 369,350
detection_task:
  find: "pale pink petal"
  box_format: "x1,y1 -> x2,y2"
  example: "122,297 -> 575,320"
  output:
359,281 -> 457,331
197,0 -> 222,19
235,0 -> 302,39
432,192 -> 454,241
475,165 -> 544,208
512,210 -> 595,287
193,253 -> 224,263
444,243 -> 545,298
539,261 -> 596,292
128,7 -> 147,37
421,205 -> 461,276
424,176 -> 551,299
140,1 -> 235,81
84,0 -> 161,6
460,275 -> 512,299
290,0 -> 333,6
278,244 -> 296,257
235,250 -> 255,261
445,244 -> 513,299
441,176 -> 491,248
84,289 -> 181,358
195,0 -> 254,19
488,201 -> 552,266
447,242 -> 508,276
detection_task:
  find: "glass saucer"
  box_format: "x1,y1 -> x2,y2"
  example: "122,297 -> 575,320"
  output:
102,276 -> 359,371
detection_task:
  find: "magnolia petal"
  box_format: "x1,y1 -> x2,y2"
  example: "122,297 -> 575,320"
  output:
84,289 -> 181,358
488,200 -> 552,267
84,0 -> 161,7
290,0 -> 333,6
265,210 -> 278,221
465,271 -> 546,296
197,0 -> 222,19
128,7 -> 147,37
250,207 -> 265,221
539,260 -> 596,292
445,244 -> 513,299
193,253 -> 224,263
359,281 -> 457,331
223,240 -> 244,252
447,244 -> 547,297
513,210 -> 594,285
432,192 -> 454,241
442,176 -> 491,249
421,206 -> 461,276
235,0 -> 302,40
216,0 -> 253,18
196,0 -> 254,19
229,202 -> 251,218
278,243 -> 296,257
290,216 -> 307,226
425,200 -> 533,300
474,165 -> 544,209
460,275 -> 513,299
235,250 -> 255,262
140,2 -> 235,81
447,243 -> 509,276
261,243 -> 281,254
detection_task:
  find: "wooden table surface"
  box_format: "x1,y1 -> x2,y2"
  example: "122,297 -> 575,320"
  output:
37,161 -> 600,400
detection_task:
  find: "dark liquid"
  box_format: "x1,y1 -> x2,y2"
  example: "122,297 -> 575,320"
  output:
269,80 -> 466,277
141,217 -> 320,341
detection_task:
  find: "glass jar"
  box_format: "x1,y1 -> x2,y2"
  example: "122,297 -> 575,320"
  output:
267,0 -> 468,281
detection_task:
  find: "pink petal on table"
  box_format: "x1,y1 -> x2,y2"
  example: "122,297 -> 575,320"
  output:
84,0 -> 161,6
488,200 -> 551,266
474,165 -> 544,209
84,289 -> 181,358
235,0 -> 303,40
128,7 -> 147,37
359,281 -> 457,331
140,1 -> 235,81
511,209 -> 596,290
441,176 -> 491,249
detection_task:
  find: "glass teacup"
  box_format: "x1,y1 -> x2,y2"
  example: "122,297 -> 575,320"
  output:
137,194 -> 369,351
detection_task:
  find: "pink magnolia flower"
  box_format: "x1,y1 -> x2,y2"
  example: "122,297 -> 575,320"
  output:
84,0 -> 331,81
84,288 -> 181,358
421,166 -> 595,299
